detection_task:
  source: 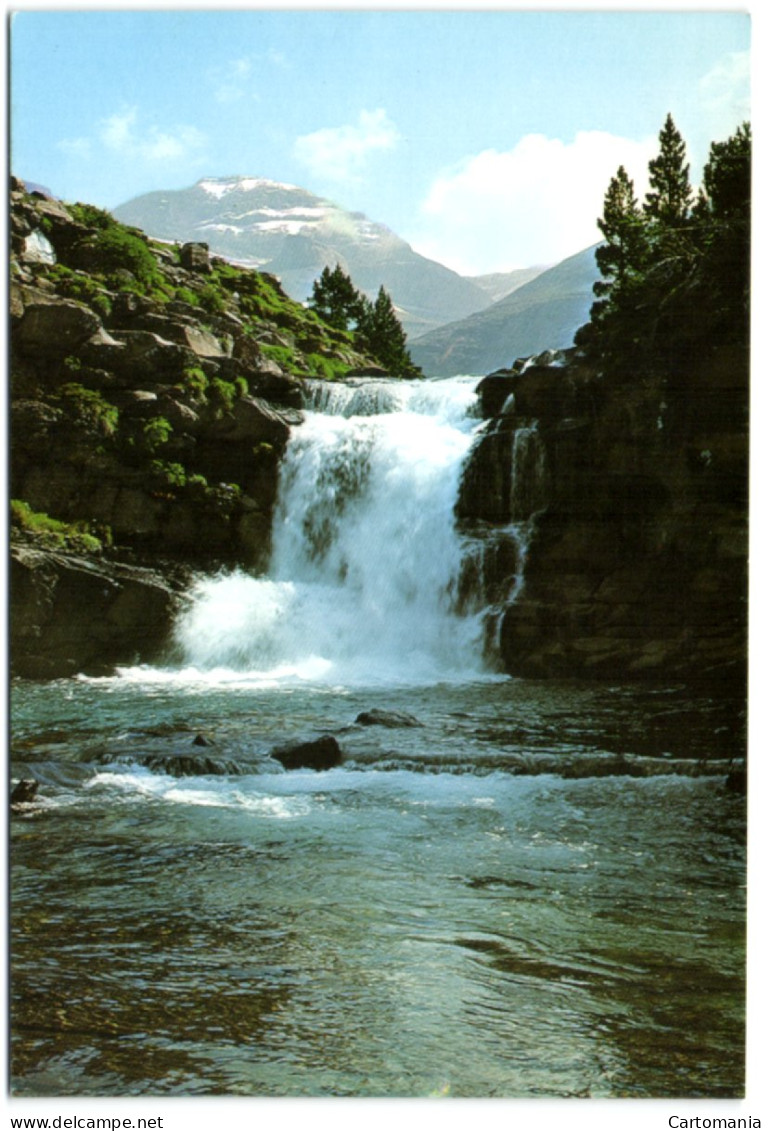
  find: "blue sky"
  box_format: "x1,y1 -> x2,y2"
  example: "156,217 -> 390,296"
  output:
10,6 -> 751,274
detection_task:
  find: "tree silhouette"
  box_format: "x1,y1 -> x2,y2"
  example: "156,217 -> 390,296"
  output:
643,113 -> 692,228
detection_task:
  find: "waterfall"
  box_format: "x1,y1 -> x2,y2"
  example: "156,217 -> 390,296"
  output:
172,377 -> 493,685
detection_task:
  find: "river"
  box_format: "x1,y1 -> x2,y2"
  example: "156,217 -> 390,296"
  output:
9,377 -> 746,1097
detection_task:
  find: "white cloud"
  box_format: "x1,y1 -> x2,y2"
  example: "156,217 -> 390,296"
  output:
211,57 -> 254,104
294,109 -> 400,185
209,52 -> 288,104
699,51 -> 751,137
57,136 -> 92,159
96,108 -> 207,164
408,131 -> 657,275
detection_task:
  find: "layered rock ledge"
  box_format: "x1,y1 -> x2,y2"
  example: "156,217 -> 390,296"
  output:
458,347 -> 748,685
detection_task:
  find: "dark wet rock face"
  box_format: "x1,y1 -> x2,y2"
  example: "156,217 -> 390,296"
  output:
458,348 -> 748,685
10,545 -> 181,678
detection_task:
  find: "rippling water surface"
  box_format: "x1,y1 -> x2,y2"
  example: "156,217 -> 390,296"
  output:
10,675 -> 746,1097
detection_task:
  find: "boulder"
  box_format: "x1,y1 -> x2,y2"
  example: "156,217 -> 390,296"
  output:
271,735 -> 343,771
132,314 -> 226,359
107,330 -> 195,380
15,296 -> 102,357
207,395 -> 302,445
21,229 -> 56,266
355,709 -> 422,728
11,780 -> 39,806
180,242 -> 211,273
10,545 -> 181,678
475,370 -> 518,418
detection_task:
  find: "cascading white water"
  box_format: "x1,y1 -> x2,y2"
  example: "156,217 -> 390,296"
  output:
173,377 -> 491,685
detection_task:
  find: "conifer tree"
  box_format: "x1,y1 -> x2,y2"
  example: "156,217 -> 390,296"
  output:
358,286 -> 420,377
309,264 -> 364,331
309,268 -> 422,378
643,113 -> 692,227
702,122 -> 751,220
594,166 -> 647,302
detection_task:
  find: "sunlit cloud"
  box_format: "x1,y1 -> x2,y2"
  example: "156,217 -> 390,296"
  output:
294,109 -> 400,186
209,50 -> 288,104
57,136 -> 93,159
699,51 -> 750,135
95,107 -> 207,163
408,130 -> 656,275
210,57 -> 254,104
57,108 -> 208,176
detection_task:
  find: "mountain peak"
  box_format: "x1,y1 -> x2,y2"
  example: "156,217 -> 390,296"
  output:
112,178 -> 494,338
195,175 -> 303,198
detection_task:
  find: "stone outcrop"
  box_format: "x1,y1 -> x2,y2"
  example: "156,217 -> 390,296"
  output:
458,346 -> 748,684
10,544 -> 182,678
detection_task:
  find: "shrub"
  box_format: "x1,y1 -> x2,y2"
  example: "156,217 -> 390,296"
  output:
142,416 -> 173,453
48,264 -> 112,319
149,459 -> 187,489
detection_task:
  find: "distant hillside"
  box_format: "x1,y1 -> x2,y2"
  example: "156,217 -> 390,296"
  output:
465,265 -> 550,305
408,244 -> 601,376
113,177 -> 493,339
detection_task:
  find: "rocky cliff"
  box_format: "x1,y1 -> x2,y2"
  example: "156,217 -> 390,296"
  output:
457,347 -> 748,686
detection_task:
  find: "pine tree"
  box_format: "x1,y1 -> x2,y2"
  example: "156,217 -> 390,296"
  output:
643,113 -> 692,227
702,122 -> 751,220
309,264 -> 364,331
309,267 -> 422,377
594,166 -> 648,301
358,286 -> 421,377
575,118 -> 751,371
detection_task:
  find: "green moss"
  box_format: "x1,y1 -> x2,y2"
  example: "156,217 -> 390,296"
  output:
47,264 -> 112,319
257,344 -> 296,370
209,378 -> 238,412
59,383 -> 119,437
182,366 -> 209,401
174,286 -> 201,307
11,499 -> 107,554
198,283 -> 226,315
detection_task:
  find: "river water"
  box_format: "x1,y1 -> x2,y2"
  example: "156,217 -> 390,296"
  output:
9,377 -> 746,1097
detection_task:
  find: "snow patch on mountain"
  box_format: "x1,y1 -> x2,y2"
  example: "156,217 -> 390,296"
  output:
197,176 -> 300,198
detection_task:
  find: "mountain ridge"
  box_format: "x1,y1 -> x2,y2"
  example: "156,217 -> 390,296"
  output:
408,244 -> 601,376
